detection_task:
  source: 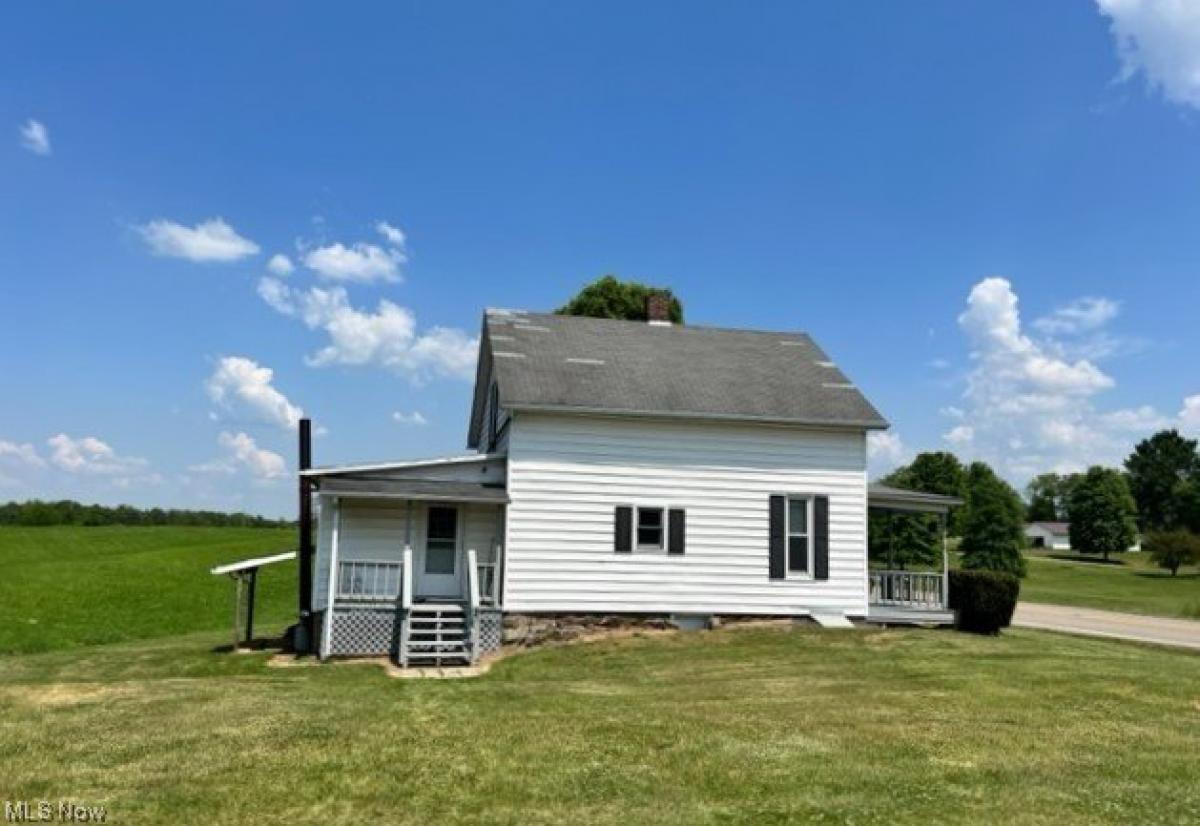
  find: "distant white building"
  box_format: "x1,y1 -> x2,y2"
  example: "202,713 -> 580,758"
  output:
1025,521 -> 1071,551
1025,521 -> 1140,553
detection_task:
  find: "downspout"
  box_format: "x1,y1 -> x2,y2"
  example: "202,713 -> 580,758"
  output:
941,512 -> 949,609
297,418 -> 315,652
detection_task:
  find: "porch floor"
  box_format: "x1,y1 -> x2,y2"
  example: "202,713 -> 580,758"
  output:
865,605 -> 956,626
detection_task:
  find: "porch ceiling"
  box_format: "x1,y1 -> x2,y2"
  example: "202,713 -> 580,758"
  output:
315,477 -> 509,504
867,483 -> 961,515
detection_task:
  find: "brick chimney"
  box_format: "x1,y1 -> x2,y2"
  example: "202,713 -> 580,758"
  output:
645,292 -> 672,326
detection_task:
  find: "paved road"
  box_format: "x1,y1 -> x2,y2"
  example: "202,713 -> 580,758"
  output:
1013,602 -> 1200,651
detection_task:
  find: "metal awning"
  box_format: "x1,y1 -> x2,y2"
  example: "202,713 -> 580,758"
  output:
868,483 -> 962,514
314,477 -> 510,504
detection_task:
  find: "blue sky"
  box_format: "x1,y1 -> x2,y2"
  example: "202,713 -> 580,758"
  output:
3,1 -> 1200,517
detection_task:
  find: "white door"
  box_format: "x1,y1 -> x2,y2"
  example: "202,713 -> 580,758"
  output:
415,505 -> 462,598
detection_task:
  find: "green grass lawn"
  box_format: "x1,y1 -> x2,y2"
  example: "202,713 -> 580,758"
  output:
0,526 -> 295,654
1021,549 -> 1200,619
1,626 -> 1198,824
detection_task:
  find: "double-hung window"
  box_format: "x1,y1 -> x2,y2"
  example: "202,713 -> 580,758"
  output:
787,496 -> 811,574
636,507 -> 664,550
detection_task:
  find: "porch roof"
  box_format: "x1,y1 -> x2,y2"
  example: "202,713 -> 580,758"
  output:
868,483 -> 962,515
315,477 -> 509,504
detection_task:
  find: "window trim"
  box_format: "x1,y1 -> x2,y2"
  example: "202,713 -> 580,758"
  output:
786,495 -> 813,577
635,505 -> 666,552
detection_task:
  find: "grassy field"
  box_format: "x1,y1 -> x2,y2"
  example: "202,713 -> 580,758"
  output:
1021,550 -> 1200,619
1,625 -> 1198,824
0,526 -> 295,654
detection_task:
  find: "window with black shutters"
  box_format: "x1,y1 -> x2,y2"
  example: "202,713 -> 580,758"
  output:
787,496 -> 811,574
636,507 -> 664,550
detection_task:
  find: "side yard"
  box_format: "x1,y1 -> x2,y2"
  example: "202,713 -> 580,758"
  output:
1,625 -> 1198,825
1021,550 -> 1200,619
0,526 -> 295,654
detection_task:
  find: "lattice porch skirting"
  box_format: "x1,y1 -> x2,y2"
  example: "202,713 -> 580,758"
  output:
328,605 -> 400,657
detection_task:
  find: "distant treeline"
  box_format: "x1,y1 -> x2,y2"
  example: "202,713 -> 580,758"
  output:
0,500 -> 294,528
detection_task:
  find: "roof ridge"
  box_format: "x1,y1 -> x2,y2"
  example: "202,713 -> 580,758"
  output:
487,308 -> 812,339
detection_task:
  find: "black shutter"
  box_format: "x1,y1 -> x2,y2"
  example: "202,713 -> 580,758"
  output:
615,506 -> 633,553
814,495 -> 829,580
668,509 -> 685,555
768,495 -> 786,580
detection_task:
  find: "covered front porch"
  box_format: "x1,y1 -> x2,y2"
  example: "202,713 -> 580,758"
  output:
305,456 -> 508,665
865,484 -> 961,626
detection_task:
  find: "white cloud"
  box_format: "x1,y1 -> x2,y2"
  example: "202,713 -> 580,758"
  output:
392,410 -> 429,426
1033,297 -> 1120,335
206,356 -> 303,430
376,221 -> 407,246
867,431 -> 909,477
303,242 -> 403,283
19,119 -> 50,155
257,276 -> 294,315
1179,395 -> 1200,433
258,277 -> 478,381
193,432 -> 286,480
1097,0 -> 1200,109
0,440 -> 45,468
46,435 -> 150,480
958,278 -> 1114,397
943,425 -> 974,446
945,277 -> 1193,481
138,218 -> 260,262
1099,405 -> 1171,432
267,253 -> 295,276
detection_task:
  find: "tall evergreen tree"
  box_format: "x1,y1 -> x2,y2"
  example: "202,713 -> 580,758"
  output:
1067,466 -> 1138,561
959,462 -> 1027,577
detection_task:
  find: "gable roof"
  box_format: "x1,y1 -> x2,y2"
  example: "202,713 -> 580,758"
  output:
1027,521 -> 1070,536
468,309 -> 888,446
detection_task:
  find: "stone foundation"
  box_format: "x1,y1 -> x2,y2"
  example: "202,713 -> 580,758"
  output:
502,613 -> 677,648
501,612 -> 817,648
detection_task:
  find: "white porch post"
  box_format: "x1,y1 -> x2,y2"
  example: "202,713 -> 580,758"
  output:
320,496 -> 341,659
940,512 -> 949,608
399,544 -> 413,667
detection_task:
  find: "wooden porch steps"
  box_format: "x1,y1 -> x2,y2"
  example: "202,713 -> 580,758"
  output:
402,602 -> 472,666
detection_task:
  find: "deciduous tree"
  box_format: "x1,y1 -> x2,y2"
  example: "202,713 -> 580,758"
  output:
557,275 -> 683,323
1143,530 -> 1200,577
1067,466 -> 1138,562
1124,430 -> 1200,532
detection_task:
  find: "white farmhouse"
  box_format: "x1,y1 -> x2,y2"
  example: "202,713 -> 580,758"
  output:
299,300 -> 959,665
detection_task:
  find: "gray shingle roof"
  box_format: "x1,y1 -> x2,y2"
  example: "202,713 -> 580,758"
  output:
468,310 -> 888,445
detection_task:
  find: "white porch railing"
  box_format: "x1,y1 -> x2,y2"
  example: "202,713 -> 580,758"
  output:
869,571 -> 945,609
336,559 -> 403,601
476,561 -> 499,605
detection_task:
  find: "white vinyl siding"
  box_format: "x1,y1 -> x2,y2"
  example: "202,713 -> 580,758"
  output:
504,413 -> 868,617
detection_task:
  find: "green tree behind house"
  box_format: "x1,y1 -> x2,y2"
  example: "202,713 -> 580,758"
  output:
1067,466 -> 1139,561
1027,473 -> 1064,522
869,451 -> 965,570
557,275 -> 683,323
959,462 -> 1027,577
